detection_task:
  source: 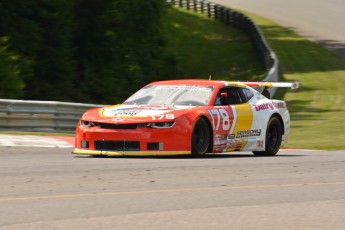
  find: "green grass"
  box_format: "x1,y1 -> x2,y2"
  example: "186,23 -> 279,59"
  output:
164,6 -> 345,150
162,6 -> 264,80
240,12 -> 345,150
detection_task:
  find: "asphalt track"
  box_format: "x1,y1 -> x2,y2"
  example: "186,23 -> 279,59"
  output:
212,0 -> 345,59
2,3 -> 345,228
1,141 -> 345,229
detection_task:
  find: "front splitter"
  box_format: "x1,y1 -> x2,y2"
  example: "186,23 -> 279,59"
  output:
72,148 -> 190,156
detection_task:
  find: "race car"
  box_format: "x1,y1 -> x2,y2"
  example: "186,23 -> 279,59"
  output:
73,79 -> 298,157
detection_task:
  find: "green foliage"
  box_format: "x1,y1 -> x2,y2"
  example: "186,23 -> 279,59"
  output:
73,0 -> 174,103
0,0 -> 76,101
0,0 -> 38,98
0,37 -> 25,98
162,7 -> 263,80
25,0 -> 76,101
0,1 -> 262,104
0,0 -> 174,103
0,0 -> 43,58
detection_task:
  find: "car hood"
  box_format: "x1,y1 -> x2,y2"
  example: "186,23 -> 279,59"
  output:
81,104 -> 197,124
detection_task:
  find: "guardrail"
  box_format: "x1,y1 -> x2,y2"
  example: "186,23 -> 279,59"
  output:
0,0 -> 279,133
0,99 -> 102,133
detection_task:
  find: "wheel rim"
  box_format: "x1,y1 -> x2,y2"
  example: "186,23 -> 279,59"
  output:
268,124 -> 278,148
194,125 -> 206,152
253,117 -> 282,156
192,119 -> 209,154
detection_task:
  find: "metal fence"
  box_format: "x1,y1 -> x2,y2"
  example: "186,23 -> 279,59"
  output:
0,99 -> 102,133
0,0 -> 279,133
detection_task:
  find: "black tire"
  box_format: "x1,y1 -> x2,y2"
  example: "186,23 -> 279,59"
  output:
191,118 -> 210,157
253,116 -> 282,156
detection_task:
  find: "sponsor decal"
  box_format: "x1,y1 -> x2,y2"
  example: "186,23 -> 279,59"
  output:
272,102 -> 286,109
228,137 -> 256,144
102,105 -> 172,118
110,109 -> 142,117
227,143 -> 243,149
257,140 -> 264,148
236,129 -> 261,138
255,102 -> 286,111
228,139 -> 241,144
254,103 -> 274,111
228,134 -> 235,139
102,107 -> 144,117
214,147 -> 223,151
111,118 -> 125,122
235,143 -> 242,149
215,139 -> 227,147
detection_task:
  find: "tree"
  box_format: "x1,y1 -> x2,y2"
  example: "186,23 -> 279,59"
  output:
24,0 -> 76,101
0,0 -> 76,101
0,0 -> 40,99
0,37 -> 25,98
74,0 -> 175,103
0,0 -> 175,103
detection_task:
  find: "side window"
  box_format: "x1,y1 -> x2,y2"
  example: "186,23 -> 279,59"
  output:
215,87 -> 243,106
239,88 -> 254,103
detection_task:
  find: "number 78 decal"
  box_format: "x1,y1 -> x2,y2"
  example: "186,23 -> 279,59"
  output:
208,109 -> 231,131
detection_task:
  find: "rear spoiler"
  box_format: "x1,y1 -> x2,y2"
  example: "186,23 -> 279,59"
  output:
241,82 -> 299,90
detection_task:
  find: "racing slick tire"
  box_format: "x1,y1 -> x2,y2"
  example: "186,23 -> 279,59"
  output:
191,118 -> 211,157
253,116 -> 282,156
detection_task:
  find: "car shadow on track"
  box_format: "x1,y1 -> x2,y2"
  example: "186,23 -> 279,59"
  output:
73,153 -> 306,159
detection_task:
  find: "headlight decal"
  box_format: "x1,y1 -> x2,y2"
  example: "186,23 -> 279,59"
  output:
145,121 -> 176,129
81,120 -> 97,127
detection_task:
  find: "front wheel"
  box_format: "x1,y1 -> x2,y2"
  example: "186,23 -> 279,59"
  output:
191,118 -> 210,157
253,116 -> 282,156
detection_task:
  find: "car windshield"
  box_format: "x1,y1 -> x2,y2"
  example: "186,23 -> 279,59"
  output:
123,85 -> 214,106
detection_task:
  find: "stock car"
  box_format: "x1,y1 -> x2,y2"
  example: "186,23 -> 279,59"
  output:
73,79 -> 298,157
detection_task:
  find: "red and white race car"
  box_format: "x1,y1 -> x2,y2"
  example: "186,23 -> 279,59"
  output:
73,79 -> 298,157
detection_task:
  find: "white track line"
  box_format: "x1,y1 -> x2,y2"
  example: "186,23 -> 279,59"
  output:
0,134 -> 73,148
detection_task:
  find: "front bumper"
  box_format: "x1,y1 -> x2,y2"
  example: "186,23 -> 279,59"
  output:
74,118 -> 192,156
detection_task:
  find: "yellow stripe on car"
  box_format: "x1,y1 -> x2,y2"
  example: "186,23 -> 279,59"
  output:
227,103 -> 253,151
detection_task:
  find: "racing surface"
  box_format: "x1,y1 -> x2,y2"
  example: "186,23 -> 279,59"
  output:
2,2 -> 345,229
212,0 -> 345,59
1,145 -> 345,229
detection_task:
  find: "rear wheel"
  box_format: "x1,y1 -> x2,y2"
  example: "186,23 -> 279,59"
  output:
253,116 -> 282,156
191,118 -> 210,157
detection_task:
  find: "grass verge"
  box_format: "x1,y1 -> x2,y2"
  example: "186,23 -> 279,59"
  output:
162,6 -> 264,80
244,12 -> 345,150
164,6 -> 345,150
